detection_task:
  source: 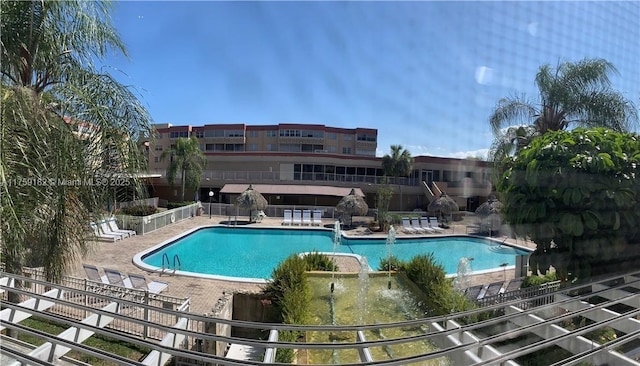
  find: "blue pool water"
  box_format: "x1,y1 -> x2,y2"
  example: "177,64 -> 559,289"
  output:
139,227 -> 530,280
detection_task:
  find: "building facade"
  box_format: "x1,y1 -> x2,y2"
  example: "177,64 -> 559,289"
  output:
146,123 -> 493,211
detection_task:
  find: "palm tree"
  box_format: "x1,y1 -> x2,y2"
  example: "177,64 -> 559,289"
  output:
161,136 -> 207,202
381,145 -> 413,211
1,1 -> 152,286
489,58 -> 638,162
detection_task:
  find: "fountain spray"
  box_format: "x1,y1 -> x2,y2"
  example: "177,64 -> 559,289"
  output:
331,220 -> 341,293
386,225 -> 396,289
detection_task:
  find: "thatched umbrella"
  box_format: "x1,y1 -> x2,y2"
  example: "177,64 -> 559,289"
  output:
235,184 -> 268,223
427,193 -> 459,224
475,195 -> 503,234
336,188 -> 368,227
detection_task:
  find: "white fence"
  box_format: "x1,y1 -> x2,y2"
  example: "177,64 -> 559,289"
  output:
116,203 -> 201,235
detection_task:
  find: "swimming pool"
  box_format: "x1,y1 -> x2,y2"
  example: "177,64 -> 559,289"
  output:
134,226 -> 531,282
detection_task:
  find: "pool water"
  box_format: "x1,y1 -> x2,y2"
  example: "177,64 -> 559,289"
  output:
138,227 -> 530,281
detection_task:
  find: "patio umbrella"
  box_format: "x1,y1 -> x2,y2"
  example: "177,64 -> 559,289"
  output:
427,193 -> 459,223
235,184 -> 268,222
475,195 -> 503,233
336,188 -> 369,227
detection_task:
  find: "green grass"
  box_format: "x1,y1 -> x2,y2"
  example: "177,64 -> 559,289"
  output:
16,317 -> 152,365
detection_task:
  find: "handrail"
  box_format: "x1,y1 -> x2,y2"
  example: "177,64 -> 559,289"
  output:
161,253 -> 170,272
173,254 -> 181,271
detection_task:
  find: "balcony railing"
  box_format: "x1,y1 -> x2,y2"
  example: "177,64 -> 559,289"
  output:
148,169 -> 492,190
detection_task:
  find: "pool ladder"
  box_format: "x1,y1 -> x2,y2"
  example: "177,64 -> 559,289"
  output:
161,253 -> 181,274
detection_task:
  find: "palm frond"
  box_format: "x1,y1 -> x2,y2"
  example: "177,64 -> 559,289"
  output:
489,96 -> 537,135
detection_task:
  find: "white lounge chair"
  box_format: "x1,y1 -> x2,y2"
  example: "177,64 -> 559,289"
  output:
401,218 -> 416,234
292,210 -> 302,225
419,217 -> 436,233
90,223 -> 121,242
99,220 -> 127,239
312,209 -> 323,226
83,264 -> 108,284
128,273 -> 168,294
302,210 -> 312,226
103,268 -> 133,288
428,217 -> 445,232
107,217 -> 136,237
410,217 -> 427,233
282,209 -> 292,226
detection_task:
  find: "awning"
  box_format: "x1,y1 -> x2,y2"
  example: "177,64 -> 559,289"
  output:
219,184 -> 365,197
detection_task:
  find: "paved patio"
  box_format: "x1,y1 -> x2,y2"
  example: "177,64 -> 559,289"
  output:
71,214 -> 536,315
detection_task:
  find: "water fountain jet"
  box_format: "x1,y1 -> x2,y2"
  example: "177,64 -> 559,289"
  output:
385,225 -> 396,289
331,220 -> 341,293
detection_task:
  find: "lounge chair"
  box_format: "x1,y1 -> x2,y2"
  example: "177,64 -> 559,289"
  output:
312,209 -> 323,226
83,264 -> 108,284
401,218 -> 416,234
302,210 -> 312,226
128,273 -> 168,294
107,217 -> 136,237
292,209 -> 302,226
282,210 -> 292,226
98,220 -> 128,239
419,217 -> 436,233
89,223 -> 121,242
410,217 -> 427,233
103,268 -> 133,288
482,281 -> 505,298
504,278 -> 523,293
428,217 -> 445,232
465,285 -> 483,301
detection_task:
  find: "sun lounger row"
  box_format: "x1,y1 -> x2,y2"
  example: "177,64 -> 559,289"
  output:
400,217 -> 445,234
90,218 -> 136,242
464,278 -> 523,302
82,264 -> 168,295
282,209 -> 322,226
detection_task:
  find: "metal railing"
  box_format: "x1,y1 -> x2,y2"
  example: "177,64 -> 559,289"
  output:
2,270 -> 640,365
475,280 -> 562,308
116,202 -> 201,235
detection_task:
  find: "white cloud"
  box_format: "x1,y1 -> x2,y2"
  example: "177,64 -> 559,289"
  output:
448,148 -> 489,160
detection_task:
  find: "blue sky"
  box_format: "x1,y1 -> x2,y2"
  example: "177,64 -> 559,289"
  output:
103,1 -> 640,158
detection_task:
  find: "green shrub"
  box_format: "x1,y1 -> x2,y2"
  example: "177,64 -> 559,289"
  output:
302,251 -> 338,272
166,201 -> 195,209
120,205 -> 156,216
522,272 -> 557,288
262,254 -> 311,364
403,254 -> 474,316
378,255 -> 405,272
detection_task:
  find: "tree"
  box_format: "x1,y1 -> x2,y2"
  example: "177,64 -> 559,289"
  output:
1,1 -> 152,284
497,128 -> 640,282
489,58 -> 638,163
161,136 -> 207,202
381,145 -> 413,211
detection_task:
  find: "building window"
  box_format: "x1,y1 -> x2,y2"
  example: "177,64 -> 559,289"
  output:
266,130 -> 277,137
154,133 -> 162,139
154,145 -> 163,151
342,147 -> 351,154
154,156 -> 159,163
343,134 -> 353,141
327,132 -> 337,140
247,130 -> 258,138
195,131 -> 204,138
357,134 -> 376,142
328,146 -> 336,153
169,131 -> 189,139
247,143 -> 258,151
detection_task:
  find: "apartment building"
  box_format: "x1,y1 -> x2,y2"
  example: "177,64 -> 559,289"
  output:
146,123 -> 492,211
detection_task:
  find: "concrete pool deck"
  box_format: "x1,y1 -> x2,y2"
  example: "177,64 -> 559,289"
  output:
71,215 -> 536,315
